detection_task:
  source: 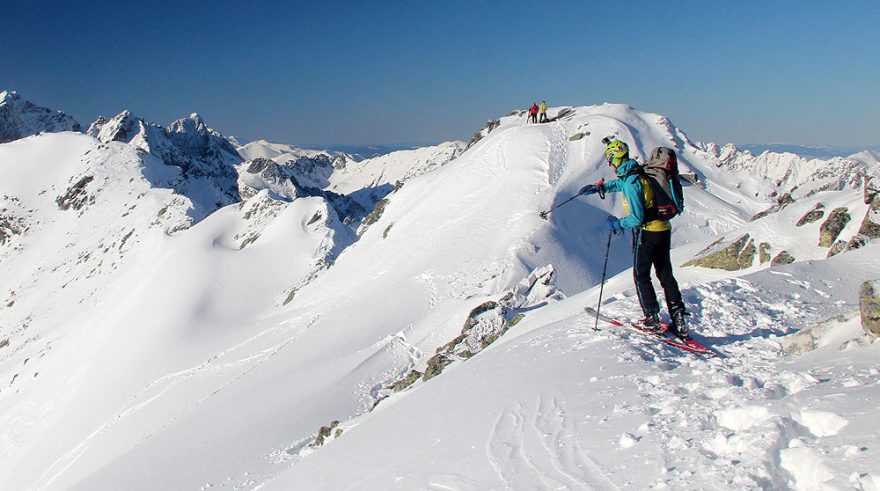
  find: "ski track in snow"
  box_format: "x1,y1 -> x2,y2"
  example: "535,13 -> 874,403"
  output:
488,397 -> 619,490
33,314 -> 325,490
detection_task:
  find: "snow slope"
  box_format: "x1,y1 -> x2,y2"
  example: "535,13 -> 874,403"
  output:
1,102 -> 879,490
265,244 -> 880,490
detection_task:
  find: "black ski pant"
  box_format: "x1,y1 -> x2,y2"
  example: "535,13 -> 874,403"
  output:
632,229 -> 684,317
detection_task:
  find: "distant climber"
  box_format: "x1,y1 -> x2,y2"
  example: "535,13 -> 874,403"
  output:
578,138 -> 691,339
528,102 -> 539,124
539,101 -> 548,123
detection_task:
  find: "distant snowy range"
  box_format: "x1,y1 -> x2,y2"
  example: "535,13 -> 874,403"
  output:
2,89 -> 880,490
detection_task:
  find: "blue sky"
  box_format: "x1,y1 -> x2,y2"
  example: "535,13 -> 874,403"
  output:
2,1 -> 878,147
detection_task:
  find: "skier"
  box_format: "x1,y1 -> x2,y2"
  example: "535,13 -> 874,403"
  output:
528,102 -> 539,124
539,101 -> 548,123
579,139 -> 690,338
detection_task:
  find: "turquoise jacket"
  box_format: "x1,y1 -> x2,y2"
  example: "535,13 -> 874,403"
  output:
602,159 -> 646,230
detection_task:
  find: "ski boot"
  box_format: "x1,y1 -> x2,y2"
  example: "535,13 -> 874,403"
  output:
640,313 -> 663,333
671,309 -> 690,340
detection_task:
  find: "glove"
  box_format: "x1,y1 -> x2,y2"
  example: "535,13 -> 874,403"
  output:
606,216 -> 623,235
578,179 -> 606,196
579,184 -> 600,196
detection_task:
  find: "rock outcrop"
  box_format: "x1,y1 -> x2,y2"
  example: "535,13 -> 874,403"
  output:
856,194 -> 880,239
683,234 -> 756,270
759,242 -> 771,264
796,203 -> 825,226
859,280 -> 880,337
377,265 -> 561,397
771,250 -> 795,266
751,193 -> 795,221
56,176 -> 95,211
818,207 -> 851,247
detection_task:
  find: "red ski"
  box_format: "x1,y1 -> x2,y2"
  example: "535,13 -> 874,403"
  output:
584,307 -> 716,356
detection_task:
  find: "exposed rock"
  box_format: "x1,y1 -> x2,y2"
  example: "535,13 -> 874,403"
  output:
865,171 -> 880,205
796,202 -> 825,226
281,263 -> 330,306
0,213 -> 24,246
827,240 -> 847,258
238,158 -> 298,200
856,195 -> 880,239
381,266 -> 561,394
388,370 -> 422,392
739,239 -> 756,267
750,208 -> 775,222
680,172 -> 705,189
779,313 -> 861,354
423,353 -> 455,382
777,192 -> 795,207
859,280 -> 880,337
285,154 -> 335,189
818,207 -> 851,247
468,119 -> 503,149
683,234 -> 755,270
552,107 -> 575,121
751,193 -> 795,221
845,234 -> 869,253
758,242 -> 771,264
312,420 -> 341,447
56,176 -> 95,211
771,250 -> 795,266
240,159 -> 368,229
359,197 -> 390,236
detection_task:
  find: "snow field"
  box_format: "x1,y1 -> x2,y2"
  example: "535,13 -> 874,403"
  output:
1,103 -> 879,490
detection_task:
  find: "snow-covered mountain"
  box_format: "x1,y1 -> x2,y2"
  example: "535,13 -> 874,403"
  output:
0,91 -> 81,143
741,143 -> 880,160
86,110 -> 244,222
698,141 -> 874,199
1,97 -> 879,490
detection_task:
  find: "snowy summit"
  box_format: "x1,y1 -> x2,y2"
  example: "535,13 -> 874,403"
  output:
1,93 -> 880,490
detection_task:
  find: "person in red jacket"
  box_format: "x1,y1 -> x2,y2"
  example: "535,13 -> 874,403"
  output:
528,102 -> 538,124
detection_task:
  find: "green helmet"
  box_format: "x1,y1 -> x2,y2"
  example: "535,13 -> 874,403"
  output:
604,140 -> 629,165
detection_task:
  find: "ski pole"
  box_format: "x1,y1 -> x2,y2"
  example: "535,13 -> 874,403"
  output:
538,193 -> 581,220
539,181 -> 604,220
593,230 -> 614,331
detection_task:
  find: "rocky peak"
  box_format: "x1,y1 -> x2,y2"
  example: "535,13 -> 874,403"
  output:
86,110 -> 243,220
245,158 -> 284,183
164,113 -> 239,166
89,110 -> 146,144
0,90 -> 82,143
167,113 -> 207,135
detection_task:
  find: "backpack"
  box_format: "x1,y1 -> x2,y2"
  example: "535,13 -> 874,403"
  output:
641,147 -> 685,220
